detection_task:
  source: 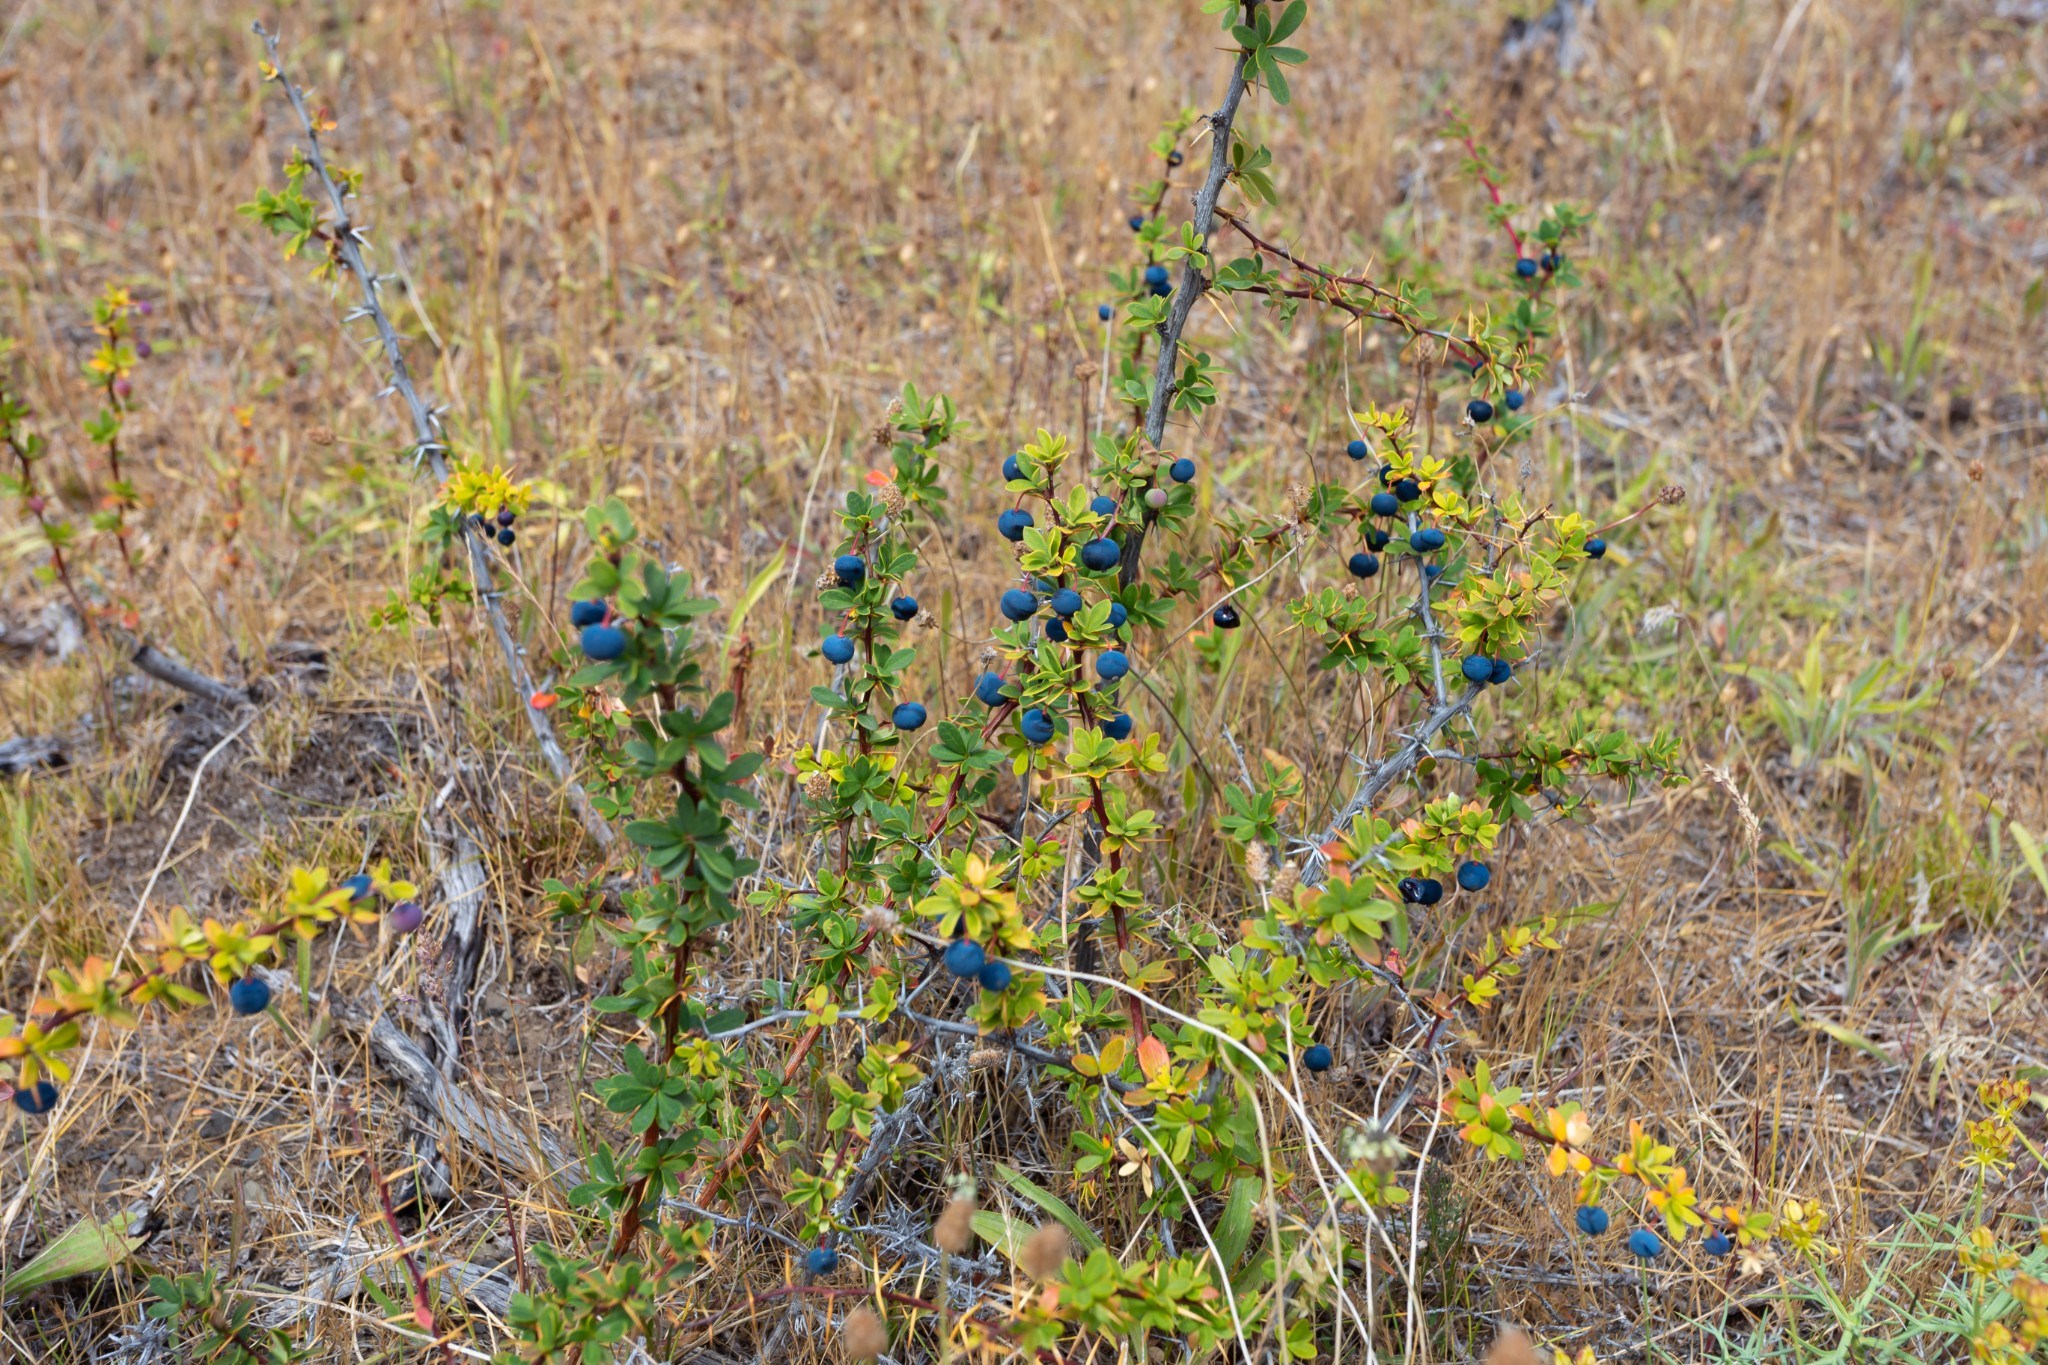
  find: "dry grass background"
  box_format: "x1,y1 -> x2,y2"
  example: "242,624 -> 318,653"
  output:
0,0 -> 2045,1360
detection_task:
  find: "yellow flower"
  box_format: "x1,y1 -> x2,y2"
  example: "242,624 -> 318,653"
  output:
1960,1226 -> 2019,1277
1776,1199 -> 1834,1258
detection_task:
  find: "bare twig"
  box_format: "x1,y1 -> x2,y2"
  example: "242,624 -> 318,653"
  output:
130,643 -> 251,708
1118,39 -> 1251,588
251,23 -> 613,848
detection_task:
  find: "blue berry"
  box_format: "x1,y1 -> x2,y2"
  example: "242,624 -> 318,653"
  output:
1415,878 -> 1443,905
1211,603 -> 1240,629
1703,1231 -> 1733,1257
891,702 -> 928,731
944,939 -> 987,977
1166,149 -> 1184,167
1021,708 -> 1056,744
1346,438 -> 1368,460
1585,537 -> 1607,560
1541,251 -> 1561,272
891,595 -> 919,621
1370,491 -> 1401,517
978,961 -> 1012,993
1628,1229 -> 1663,1260
1365,528 -> 1391,552
1376,463 -> 1395,486
341,874 -> 375,902
1098,303 -> 1113,321
1393,478 -> 1421,503
974,672 -> 1007,707
1504,389 -> 1526,411
1106,602 -> 1128,629
1515,257 -> 1538,279
1467,399 -> 1495,424
1457,862 -> 1491,892
580,624 -> 627,661
1128,213 -> 1146,231
570,600 -> 607,628
997,508 -> 1034,541
1398,877 -> 1427,905
1050,588 -> 1083,617
1303,1044 -> 1333,1073
1000,589 -> 1039,622
1347,552 -> 1380,579
1100,712 -> 1133,741
1575,1205 -> 1610,1236
12,1080 -> 57,1115
496,527 -> 515,547
1080,538 -> 1121,572
1003,454 -> 1024,482
1410,527 -> 1446,553
1149,279 -> 1171,298
806,1247 -> 840,1276
1461,654 -> 1494,684
1143,263 -> 1169,287
229,975 -> 271,1016
390,900 -> 424,934
1045,619 -> 1068,643
1424,564 -> 1444,581
1169,458 -> 1195,483
1096,650 -> 1130,681
833,554 -> 867,587
1090,495 -> 1117,516
822,634 -> 856,665
1489,658 -> 1513,685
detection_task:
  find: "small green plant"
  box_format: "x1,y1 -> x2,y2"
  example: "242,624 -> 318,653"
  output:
146,1270 -> 306,1365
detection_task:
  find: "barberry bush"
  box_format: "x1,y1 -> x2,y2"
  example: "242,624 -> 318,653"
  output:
0,2 -> 2042,1363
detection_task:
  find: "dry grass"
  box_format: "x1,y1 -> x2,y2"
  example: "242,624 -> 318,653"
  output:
0,0 -> 2045,1360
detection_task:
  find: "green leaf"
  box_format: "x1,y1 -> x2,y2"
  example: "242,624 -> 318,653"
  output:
1214,1176 -> 1262,1269
990,1163 -> 1105,1254
971,1209 -> 1032,1263
2011,821 -> 2048,901
1,1214 -> 145,1300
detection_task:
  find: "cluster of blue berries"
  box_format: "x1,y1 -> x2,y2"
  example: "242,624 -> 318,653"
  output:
813,555 -> 930,732
1575,1203 -> 1732,1262
571,599 -> 626,662
342,871 -> 425,936
1398,862 -> 1491,906
473,506 -> 519,548
942,937 -> 1012,994
1459,654 -> 1515,687
1360,463 -> 1454,561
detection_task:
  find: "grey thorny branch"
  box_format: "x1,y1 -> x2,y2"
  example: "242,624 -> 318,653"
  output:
254,22 -> 613,848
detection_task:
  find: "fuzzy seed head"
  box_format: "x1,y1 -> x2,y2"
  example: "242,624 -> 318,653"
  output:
877,480 -> 907,514
306,425 -> 334,446
1270,862 -> 1298,899
859,904 -> 900,935
967,1046 -> 1006,1070
840,1306 -> 887,1361
934,1195 -> 976,1254
1657,483 -> 1687,505
915,608 -> 937,629
1021,1222 -> 1070,1281
814,567 -> 841,591
1481,1328 -> 1539,1365
871,420 -> 897,447
1244,840 -> 1271,886
802,770 -> 834,802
